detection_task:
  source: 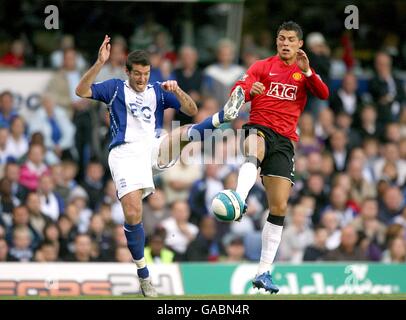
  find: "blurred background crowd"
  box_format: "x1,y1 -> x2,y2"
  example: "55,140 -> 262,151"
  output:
0,0 -> 406,264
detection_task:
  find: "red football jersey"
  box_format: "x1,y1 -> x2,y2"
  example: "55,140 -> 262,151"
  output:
232,55 -> 329,141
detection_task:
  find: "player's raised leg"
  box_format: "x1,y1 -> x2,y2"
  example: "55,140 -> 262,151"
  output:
121,190 -> 158,297
252,176 -> 291,294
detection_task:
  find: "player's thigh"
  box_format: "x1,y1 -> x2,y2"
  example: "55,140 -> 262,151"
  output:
242,133 -> 266,162
120,190 -> 143,224
262,176 -> 292,216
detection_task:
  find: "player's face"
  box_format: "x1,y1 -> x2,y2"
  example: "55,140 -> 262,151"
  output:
127,64 -> 151,92
276,30 -> 303,62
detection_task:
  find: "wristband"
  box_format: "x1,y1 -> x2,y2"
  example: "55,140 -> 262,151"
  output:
303,69 -> 313,77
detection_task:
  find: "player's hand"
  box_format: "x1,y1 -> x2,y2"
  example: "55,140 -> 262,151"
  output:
297,49 -> 310,73
250,82 -> 265,97
97,35 -> 111,65
161,80 -> 179,92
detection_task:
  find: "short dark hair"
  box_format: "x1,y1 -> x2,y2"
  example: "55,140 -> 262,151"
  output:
277,21 -> 303,40
126,50 -> 150,71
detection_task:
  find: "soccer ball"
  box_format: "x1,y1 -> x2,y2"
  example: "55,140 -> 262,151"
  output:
211,190 -> 245,222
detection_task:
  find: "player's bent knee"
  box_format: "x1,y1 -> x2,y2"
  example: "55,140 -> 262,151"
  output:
270,203 -> 288,215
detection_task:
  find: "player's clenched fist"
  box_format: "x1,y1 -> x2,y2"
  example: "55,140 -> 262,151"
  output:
250,82 -> 266,97
161,80 -> 179,92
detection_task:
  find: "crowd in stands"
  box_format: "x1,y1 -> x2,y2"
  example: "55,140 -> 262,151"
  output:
0,18 -> 406,264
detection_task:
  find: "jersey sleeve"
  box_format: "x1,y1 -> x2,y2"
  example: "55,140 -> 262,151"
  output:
163,90 -> 181,110
304,69 -> 330,100
90,79 -> 119,104
230,60 -> 263,102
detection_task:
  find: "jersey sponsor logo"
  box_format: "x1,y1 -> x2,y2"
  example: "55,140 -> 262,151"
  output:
266,82 -> 298,101
292,72 -> 302,81
128,103 -> 152,123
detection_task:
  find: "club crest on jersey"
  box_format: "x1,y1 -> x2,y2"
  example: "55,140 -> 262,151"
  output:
292,72 -> 302,81
267,82 -> 298,101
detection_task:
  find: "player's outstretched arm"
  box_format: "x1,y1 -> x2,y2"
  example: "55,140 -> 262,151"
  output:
75,35 -> 111,98
161,80 -> 198,116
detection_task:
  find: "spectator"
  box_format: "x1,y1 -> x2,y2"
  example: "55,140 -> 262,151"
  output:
278,205 -> 314,262
50,34 -> 87,71
221,235 -> 246,262
373,142 -> 406,186
64,233 -> 98,262
57,215 -> 76,259
3,161 -> 27,202
6,116 -> 28,161
324,224 -> 367,261
88,214 -> 114,261
303,226 -> 329,261
0,39 -> 25,68
103,179 -> 124,225
320,210 -> 341,250
355,104 -> 382,141
378,186 -> 404,224
46,48 -> 90,119
330,72 -> 362,118
328,129 -> 349,172
28,94 -> 76,163
381,237 -> 406,263
19,143 -> 50,191
160,200 -> 198,260
8,225 -> 34,262
143,189 -> 170,237
34,240 -> 59,262
297,112 -> 324,156
161,158 -> 202,205
95,39 -> 127,82
173,46 -> 203,124
25,191 -> 52,237
322,185 -> 356,227
185,215 -> 221,262
68,186 -> 92,233
0,127 -> 13,164
0,91 -> 17,129
38,174 -> 64,222
0,177 -> 20,215
347,158 -> 377,206
144,231 -> 175,264
0,237 -> 15,261
369,51 -> 406,127
115,245 -> 133,263
80,160 -> 104,211
202,39 -> 245,107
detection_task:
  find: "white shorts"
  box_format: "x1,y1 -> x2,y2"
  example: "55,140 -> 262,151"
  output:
108,135 -> 178,200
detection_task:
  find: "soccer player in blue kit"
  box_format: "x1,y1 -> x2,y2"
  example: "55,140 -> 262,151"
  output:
76,35 -> 242,297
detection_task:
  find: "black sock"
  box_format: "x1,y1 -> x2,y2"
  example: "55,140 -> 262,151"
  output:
267,214 -> 285,226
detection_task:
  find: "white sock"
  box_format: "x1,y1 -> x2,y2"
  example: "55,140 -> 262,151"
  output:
257,221 -> 283,275
236,162 -> 258,201
134,257 -> 147,269
212,112 -> 221,128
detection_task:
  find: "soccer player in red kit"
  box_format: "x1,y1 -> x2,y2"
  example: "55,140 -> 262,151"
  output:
222,21 -> 329,293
